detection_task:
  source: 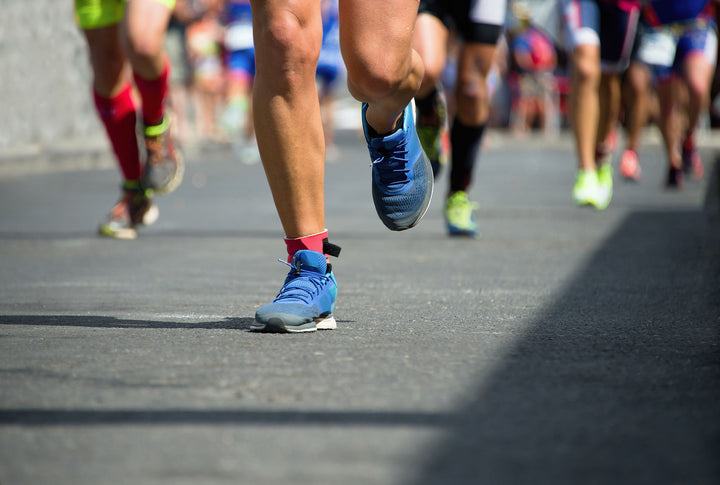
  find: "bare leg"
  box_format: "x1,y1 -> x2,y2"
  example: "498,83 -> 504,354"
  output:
569,43 -> 601,171
250,0 -> 326,239
683,54 -> 714,139
455,43 -> 496,126
623,62 -> 650,152
341,0 -> 424,134
447,41 -> 497,196
121,0 -> 173,78
597,73 -> 621,155
83,25 -> 128,97
412,13 -> 449,98
657,79 -> 683,170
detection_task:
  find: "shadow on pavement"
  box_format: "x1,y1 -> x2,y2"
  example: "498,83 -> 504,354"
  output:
0,229 -> 281,241
0,315 -> 254,330
0,408 -> 456,427
405,207 -> 720,484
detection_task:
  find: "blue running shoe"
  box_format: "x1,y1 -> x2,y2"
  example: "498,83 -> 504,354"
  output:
363,102 -> 434,231
252,250 -> 337,333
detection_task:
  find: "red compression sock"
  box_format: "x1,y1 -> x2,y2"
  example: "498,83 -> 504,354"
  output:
133,58 -> 170,127
93,84 -> 141,180
285,230 -> 330,262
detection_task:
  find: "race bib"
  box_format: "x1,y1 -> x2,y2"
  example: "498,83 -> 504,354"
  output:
637,29 -> 677,67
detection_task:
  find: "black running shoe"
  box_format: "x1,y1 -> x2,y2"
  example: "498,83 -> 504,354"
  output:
666,166 -> 684,189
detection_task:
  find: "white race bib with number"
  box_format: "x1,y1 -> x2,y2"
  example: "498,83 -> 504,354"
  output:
637,29 -> 677,67
225,23 -> 254,51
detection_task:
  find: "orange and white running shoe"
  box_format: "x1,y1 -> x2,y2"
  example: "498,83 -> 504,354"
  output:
619,149 -> 642,181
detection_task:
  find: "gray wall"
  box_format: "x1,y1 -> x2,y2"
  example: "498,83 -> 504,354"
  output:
0,0 -> 101,153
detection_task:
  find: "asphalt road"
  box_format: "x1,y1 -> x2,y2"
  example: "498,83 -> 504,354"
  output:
0,130 -> 718,485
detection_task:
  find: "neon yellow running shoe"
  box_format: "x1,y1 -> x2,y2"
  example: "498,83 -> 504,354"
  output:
595,162 -> 613,210
573,169 -> 600,207
445,190 -> 479,237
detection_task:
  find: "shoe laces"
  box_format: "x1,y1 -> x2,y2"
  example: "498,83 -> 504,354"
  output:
273,259 -> 330,304
370,136 -> 410,187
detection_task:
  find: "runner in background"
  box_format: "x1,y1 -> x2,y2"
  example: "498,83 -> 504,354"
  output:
75,0 -> 184,239
220,0 -> 259,163
185,0 -> 225,143
628,0 -> 717,187
165,0 -> 199,148
507,4 -> 559,138
412,0 -> 507,238
562,0 -> 641,210
316,0 -> 344,162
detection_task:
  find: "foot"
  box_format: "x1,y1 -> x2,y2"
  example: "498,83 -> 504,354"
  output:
596,162 -> 613,210
445,190 -> 480,237
98,182 -> 159,240
363,102 -> 434,231
619,149 -> 642,181
666,166 -> 684,189
573,170 -> 599,207
252,250 -> 338,333
141,116 -> 185,194
681,139 -> 704,180
573,169 -> 610,210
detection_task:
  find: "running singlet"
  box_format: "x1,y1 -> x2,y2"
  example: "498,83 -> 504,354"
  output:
643,0 -> 716,26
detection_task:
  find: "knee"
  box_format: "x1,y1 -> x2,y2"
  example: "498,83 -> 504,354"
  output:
255,10 -> 321,80
627,69 -> 648,95
572,49 -> 601,86
346,50 -> 410,100
686,76 -> 710,105
418,57 -> 444,90
122,29 -> 165,63
455,74 -> 487,105
574,59 -> 600,85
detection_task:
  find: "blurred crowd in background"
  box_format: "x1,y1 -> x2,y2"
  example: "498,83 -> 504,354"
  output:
164,0 -> 343,164
165,0 -> 720,154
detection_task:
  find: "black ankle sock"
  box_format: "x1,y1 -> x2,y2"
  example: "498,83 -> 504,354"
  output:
367,112 -> 404,139
450,120 -> 485,192
415,89 -> 438,117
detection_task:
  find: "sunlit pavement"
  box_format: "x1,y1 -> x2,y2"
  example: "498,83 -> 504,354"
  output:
0,129 -> 718,484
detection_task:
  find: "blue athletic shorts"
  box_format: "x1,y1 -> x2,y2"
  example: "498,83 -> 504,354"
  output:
634,19 -> 718,82
562,0 -> 641,73
227,48 -> 255,77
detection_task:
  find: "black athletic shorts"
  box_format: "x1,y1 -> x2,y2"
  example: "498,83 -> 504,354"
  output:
418,0 -> 507,45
